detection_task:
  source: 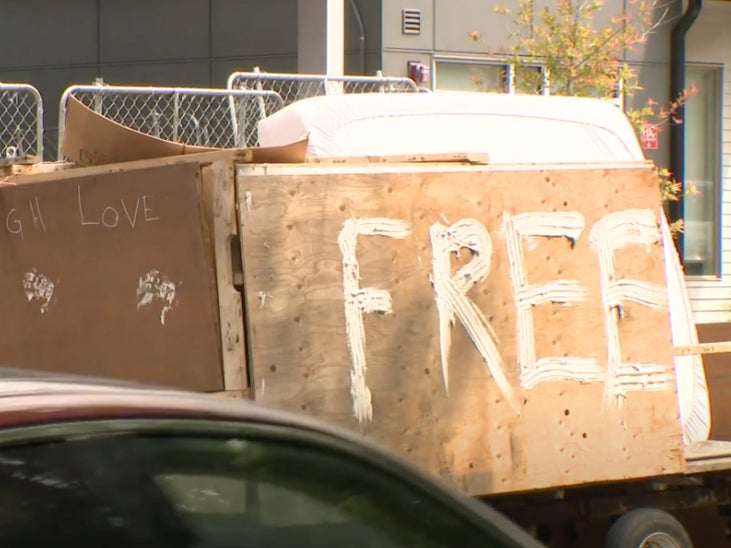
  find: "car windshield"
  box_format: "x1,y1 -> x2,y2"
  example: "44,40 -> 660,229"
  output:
0,427 -> 514,547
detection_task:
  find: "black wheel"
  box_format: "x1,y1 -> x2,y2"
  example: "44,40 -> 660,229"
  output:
605,508 -> 692,548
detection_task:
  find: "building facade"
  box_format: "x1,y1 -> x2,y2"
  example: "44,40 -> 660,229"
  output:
685,1 -> 730,323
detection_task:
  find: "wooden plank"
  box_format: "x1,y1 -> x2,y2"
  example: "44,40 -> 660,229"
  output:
306,152 -> 489,165
0,162 -> 75,179
212,389 -> 250,399
236,163 -> 684,496
684,440 -> 731,461
684,439 -> 731,473
685,457 -> 731,474
674,341 -> 731,356
5,150 -> 246,186
0,161 -> 224,391
200,161 -> 248,395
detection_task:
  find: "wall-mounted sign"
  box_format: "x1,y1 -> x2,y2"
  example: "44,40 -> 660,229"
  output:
642,124 -> 659,150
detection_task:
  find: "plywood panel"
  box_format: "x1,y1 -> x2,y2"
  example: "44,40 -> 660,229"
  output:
237,164 -> 684,495
200,161 -> 248,396
0,162 -> 223,391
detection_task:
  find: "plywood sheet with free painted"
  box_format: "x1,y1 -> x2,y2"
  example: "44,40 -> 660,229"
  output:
236,164 -> 684,495
0,161 -> 223,391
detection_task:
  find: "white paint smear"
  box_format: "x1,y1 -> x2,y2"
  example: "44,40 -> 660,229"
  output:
611,363 -> 674,397
660,208 -> 710,444
338,218 -> 410,424
502,211 -> 603,388
430,219 -> 518,410
136,270 -> 177,326
244,191 -> 253,214
22,269 -> 56,314
258,291 -> 272,309
589,209 -> 671,406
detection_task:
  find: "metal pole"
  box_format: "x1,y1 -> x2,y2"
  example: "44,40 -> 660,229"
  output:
173,91 -> 180,143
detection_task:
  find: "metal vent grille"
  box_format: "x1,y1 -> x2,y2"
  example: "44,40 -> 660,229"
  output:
402,9 -> 421,35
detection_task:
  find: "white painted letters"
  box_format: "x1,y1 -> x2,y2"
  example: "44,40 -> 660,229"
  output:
5,197 -> 47,239
101,206 -> 119,228
336,207 -> 675,421
28,197 -> 46,232
136,269 -> 177,326
78,184 -> 100,226
22,268 -> 57,314
6,209 -> 23,239
143,195 -> 159,222
77,184 -> 159,228
338,218 -> 410,424
589,209 -> 672,405
502,212 -> 603,388
430,219 -> 517,410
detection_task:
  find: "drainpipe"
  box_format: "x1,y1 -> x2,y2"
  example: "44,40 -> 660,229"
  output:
669,0 -> 702,258
348,0 -> 366,75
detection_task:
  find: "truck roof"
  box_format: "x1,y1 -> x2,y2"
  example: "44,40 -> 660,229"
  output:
257,91 -> 645,163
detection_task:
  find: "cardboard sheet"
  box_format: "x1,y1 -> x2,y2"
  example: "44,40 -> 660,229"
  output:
0,161 -> 224,391
61,95 -> 307,166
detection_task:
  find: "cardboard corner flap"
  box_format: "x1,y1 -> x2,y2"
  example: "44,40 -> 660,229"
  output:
61,94 -> 307,167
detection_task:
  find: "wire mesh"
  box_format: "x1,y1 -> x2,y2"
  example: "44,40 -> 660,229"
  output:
227,71 -> 419,147
0,84 -> 44,163
227,70 -> 419,112
58,84 -> 284,158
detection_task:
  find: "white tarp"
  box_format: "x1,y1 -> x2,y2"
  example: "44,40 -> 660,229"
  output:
257,91 -> 645,163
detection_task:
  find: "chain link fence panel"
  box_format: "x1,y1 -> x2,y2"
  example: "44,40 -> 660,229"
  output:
58,84 -> 284,159
226,70 -> 419,144
227,70 -> 419,108
0,83 -> 44,163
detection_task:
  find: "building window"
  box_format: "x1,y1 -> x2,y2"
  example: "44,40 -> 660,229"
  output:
683,64 -> 722,277
433,60 -> 547,94
434,61 -> 507,92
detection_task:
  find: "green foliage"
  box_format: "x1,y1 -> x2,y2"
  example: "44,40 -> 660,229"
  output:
473,0 -> 670,98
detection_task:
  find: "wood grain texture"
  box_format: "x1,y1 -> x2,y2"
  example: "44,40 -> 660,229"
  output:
1,162 -> 223,391
674,341 -> 731,356
201,161 -> 247,395
684,438 -> 731,474
305,152 -> 489,164
236,164 -> 684,495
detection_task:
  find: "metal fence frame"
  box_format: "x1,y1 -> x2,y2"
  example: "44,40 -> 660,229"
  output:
0,83 -> 44,162
227,69 -> 419,103
57,84 -> 285,159
226,69 -> 419,127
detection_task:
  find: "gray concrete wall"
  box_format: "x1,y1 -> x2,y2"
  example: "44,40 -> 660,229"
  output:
0,0 -> 378,157
381,0 -> 673,133
0,0 -> 302,157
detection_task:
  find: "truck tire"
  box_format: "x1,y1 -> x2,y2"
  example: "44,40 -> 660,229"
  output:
605,508 -> 692,548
